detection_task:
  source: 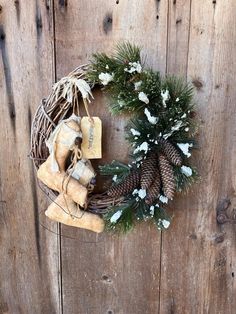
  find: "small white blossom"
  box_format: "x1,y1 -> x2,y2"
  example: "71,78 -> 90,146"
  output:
181,113 -> 187,119
98,72 -> 114,85
138,92 -> 149,104
105,64 -> 109,69
185,127 -> 189,132
134,81 -> 142,91
144,108 -> 158,125
133,142 -> 149,154
112,175 -> 118,182
162,219 -> 170,229
181,165 -> 193,177
176,97 -> 180,102
177,143 -> 193,158
161,90 -> 170,107
130,128 -> 141,136
159,195 -> 168,204
110,210 -> 122,223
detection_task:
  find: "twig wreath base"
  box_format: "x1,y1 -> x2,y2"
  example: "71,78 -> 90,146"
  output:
30,43 -> 198,233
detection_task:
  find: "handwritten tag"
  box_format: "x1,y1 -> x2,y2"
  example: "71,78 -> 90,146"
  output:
81,117 -> 102,159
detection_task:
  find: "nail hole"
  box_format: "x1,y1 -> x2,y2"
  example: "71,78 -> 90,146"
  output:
0,33 -> 5,40
232,272 -> 234,278
156,15 -> 159,20
116,0 -> 119,3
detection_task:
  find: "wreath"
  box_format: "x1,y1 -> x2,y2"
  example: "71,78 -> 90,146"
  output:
30,43 -> 198,233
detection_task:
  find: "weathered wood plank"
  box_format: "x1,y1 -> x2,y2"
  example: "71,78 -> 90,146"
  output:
160,1 -> 236,313
0,1 -> 61,313
54,1 -> 168,313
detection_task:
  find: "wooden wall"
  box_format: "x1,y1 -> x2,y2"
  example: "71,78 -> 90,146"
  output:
0,0 -> 236,313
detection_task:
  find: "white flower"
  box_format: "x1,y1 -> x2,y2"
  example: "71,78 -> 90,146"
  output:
125,61 -> 142,74
177,143 -> 193,158
98,72 -> 114,85
159,195 -> 168,203
161,90 -> 170,107
176,97 -> 180,102
105,64 -> 109,69
144,108 -> 158,125
162,219 -> 170,229
134,81 -> 142,91
185,127 -> 189,132
112,175 -> 118,182
110,210 -> 122,223
133,142 -> 149,154
138,92 -> 149,104
181,165 -> 193,177
130,128 -> 141,136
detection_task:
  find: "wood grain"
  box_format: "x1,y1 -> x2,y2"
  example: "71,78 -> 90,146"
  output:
54,0 -> 168,313
0,1 -> 60,313
1,1 -> 236,313
160,1 -> 236,313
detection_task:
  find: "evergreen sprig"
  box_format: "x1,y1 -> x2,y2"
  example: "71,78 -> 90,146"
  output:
86,42 -> 199,232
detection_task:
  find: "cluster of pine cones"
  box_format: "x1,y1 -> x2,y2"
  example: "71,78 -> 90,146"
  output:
107,139 -> 183,204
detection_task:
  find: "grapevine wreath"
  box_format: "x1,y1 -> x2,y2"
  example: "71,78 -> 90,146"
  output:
30,43 -> 198,233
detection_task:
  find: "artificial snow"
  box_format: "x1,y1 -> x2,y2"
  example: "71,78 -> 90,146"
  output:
124,61 -> 142,74
134,81 -> 142,91
162,219 -> 170,229
159,195 -> 168,204
112,174 -> 118,182
181,165 -> 193,177
110,210 -> 122,223
138,189 -> 146,199
144,108 -> 158,124
130,128 -> 141,136
150,206 -> 155,216
98,72 -> 114,85
133,188 -> 147,199
177,143 -> 193,158
133,142 -> 149,154
185,127 -> 189,132
138,92 -> 149,104
161,89 -> 170,107
163,121 -> 183,139
181,113 -> 187,119
176,97 -> 180,102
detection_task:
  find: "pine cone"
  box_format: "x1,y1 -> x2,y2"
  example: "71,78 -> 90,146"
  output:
158,153 -> 175,200
140,151 -> 157,189
107,170 -> 141,197
145,171 -> 161,204
159,138 -> 182,166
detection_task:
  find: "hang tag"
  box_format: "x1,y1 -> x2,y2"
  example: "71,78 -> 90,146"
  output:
81,117 -> 102,159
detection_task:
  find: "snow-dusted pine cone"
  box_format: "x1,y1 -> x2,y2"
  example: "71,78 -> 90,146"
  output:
140,151 -> 158,189
107,170 -> 141,197
158,153 -> 175,200
145,171 -> 161,204
159,138 -> 182,166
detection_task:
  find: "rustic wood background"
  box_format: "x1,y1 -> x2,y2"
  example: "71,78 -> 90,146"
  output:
0,0 -> 236,313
